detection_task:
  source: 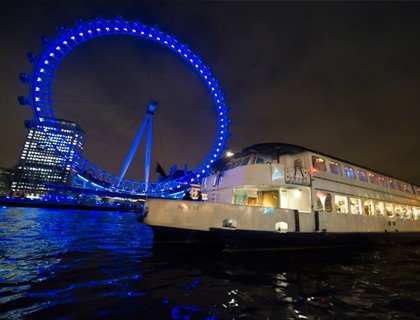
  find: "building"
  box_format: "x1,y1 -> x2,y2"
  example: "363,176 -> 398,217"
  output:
0,167 -> 12,195
12,118 -> 86,195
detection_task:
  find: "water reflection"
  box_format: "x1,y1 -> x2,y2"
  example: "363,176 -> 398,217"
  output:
0,207 -> 153,319
1,207 -> 420,319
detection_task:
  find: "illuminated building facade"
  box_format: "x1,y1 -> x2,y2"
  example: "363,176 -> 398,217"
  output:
12,118 -> 85,195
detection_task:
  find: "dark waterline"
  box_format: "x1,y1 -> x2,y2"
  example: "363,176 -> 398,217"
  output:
1,207 -> 419,319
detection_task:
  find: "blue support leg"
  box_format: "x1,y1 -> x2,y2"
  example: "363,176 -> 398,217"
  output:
144,116 -> 153,192
118,114 -> 150,186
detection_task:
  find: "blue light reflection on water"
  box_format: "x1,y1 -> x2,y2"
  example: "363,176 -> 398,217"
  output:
1,207 -> 420,319
0,207 -> 153,319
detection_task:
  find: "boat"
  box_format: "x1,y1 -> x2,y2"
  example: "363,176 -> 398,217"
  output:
142,143 -> 420,247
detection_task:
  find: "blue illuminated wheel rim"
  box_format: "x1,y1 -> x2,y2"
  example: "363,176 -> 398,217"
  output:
19,17 -> 230,195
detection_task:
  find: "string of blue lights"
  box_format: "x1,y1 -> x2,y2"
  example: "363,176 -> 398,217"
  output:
18,17 -> 230,196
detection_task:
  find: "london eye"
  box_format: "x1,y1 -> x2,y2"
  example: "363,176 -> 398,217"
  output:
18,17 -> 230,196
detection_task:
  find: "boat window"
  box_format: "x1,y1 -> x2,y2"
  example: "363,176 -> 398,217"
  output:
400,206 -> 411,219
316,191 -> 332,212
396,182 -> 404,192
388,180 -> 396,189
329,161 -> 342,175
406,207 -> 414,219
394,204 -> 404,218
350,198 -> 362,214
229,160 -> 241,169
334,195 -> 348,213
344,166 -> 356,179
233,192 -> 247,205
312,156 -> 326,171
255,157 -> 265,164
363,200 -> 374,215
247,197 -> 257,205
233,188 -> 257,206
385,203 -> 394,216
413,207 -> 420,220
378,176 -> 388,188
357,169 -> 368,182
260,190 -> 279,208
368,173 -> 379,185
241,157 -> 250,166
280,188 -> 311,212
375,201 -> 385,216
403,184 -> 412,193
415,186 -> 420,195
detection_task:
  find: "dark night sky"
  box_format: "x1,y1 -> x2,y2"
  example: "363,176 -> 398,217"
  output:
0,1 -> 419,185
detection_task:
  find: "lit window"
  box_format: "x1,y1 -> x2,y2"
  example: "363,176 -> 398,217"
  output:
357,169 -> 368,182
350,198 -> 361,214
329,161 -> 342,175
368,173 -> 379,185
316,191 -> 332,212
344,166 -> 356,179
363,200 -> 375,215
375,201 -> 385,216
335,195 -> 348,213
312,156 -> 326,171
378,176 -> 388,188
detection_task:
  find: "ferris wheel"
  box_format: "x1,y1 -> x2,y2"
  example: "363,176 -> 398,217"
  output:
18,17 -> 230,196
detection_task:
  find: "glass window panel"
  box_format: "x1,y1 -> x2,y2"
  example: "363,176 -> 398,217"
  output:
255,157 -> 264,164
378,176 -> 388,188
350,198 -> 362,214
316,191 -> 332,212
357,169 -> 367,182
344,166 -> 356,179
241,157 -> 250,166
413,207 -> 420,220
335,195 -> 348,213
368,173 -> 379,185
375,201 -> 385,216
363,200 -> 374,215
385,203 -> 394,216
329,161 -> 342,175
312,156 -> 326,171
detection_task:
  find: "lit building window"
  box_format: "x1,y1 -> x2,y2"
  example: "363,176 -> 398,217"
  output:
13,118 -> 85,193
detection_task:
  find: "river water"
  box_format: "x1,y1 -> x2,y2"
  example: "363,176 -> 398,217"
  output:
1,207 -> 419,319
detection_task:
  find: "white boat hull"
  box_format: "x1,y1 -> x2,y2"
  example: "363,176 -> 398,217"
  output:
142,198 -> 420,247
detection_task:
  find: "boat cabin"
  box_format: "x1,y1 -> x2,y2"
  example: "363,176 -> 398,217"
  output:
201,143 -> 420,219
